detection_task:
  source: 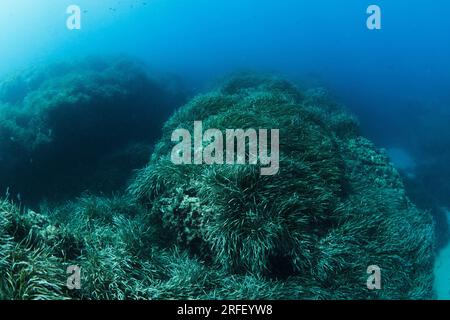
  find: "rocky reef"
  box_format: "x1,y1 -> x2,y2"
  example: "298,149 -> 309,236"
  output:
0,72 -> 435,299
0,57 -> 186,204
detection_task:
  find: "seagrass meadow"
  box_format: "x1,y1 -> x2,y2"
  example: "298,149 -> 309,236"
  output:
0,60 -> 435,300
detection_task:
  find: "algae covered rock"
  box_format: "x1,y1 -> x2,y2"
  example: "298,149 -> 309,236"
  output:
0,72 -> 434,300
0,57 -> 186,203
129,73 -> 434,299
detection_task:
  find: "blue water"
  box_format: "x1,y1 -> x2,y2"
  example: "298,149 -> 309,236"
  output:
2,0 -> 449,145
1,0 -> 449,299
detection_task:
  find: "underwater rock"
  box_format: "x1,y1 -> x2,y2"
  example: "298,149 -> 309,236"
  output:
0,57 -> 186,204
0,73 -> 435,300
129,73 -> 434,299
